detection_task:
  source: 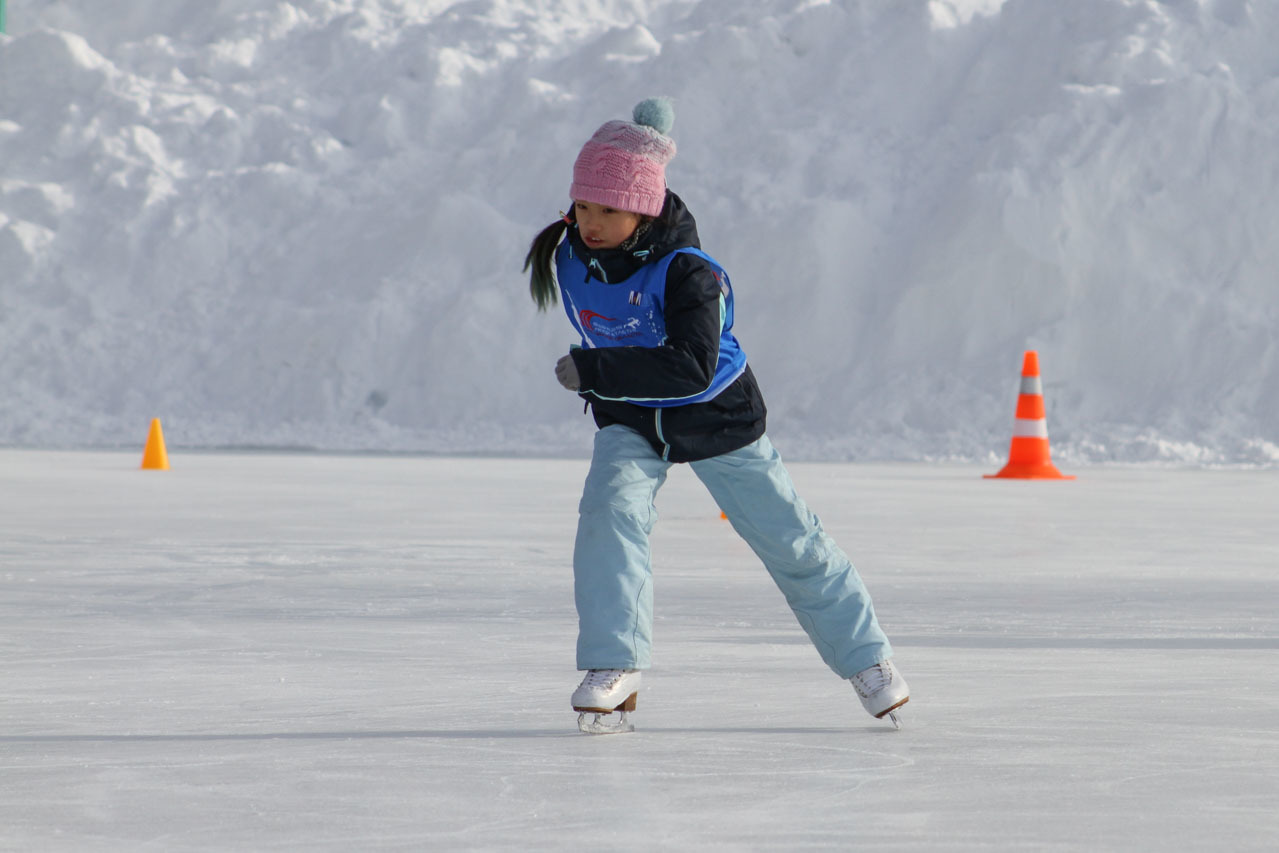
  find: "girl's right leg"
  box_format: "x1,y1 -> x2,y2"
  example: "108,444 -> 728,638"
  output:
574,425 -> 671,671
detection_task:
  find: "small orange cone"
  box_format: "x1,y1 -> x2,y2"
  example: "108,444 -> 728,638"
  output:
141,418 -> 170,470
984,351 -> 1073,480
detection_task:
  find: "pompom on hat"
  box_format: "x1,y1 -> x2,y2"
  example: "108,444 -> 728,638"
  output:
570,97 -> 676,218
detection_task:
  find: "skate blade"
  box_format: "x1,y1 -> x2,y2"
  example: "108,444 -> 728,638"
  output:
577,711 -> 634,735
876,696 -> 908,730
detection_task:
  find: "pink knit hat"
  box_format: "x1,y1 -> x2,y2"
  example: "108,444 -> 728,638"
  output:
570,98 -> 676,218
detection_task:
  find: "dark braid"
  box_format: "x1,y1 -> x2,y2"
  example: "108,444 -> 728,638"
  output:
523,211 -> 572,312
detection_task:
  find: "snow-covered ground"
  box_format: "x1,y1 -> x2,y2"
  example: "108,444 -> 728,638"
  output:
4,449 -> 1277,850
3,0 -> 1279,463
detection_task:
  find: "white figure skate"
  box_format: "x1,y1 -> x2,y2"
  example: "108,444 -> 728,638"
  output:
572,669 -> 641,735
850,660 -> 910,729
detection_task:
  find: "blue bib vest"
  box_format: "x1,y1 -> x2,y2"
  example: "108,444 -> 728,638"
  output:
556,240 -> 748,408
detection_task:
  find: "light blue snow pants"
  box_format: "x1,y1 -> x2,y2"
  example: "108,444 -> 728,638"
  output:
574,425 -> 892,679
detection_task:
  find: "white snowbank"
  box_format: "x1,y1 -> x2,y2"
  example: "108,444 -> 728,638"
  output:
2,0 -> 1277,463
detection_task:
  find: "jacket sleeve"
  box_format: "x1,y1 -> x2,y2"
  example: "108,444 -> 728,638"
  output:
570,253 -> 723,402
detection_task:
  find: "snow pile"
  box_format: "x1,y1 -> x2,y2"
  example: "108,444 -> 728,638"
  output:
2,0 -> 1277,463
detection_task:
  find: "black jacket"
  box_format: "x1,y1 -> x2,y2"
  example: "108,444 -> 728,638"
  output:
566,192 -> 767,463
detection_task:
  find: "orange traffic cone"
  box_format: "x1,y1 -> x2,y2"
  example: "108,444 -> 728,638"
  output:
141,418 -> 170,470
984,351 -> 1073,480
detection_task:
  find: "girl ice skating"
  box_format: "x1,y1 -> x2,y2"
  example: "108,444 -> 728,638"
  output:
524,97 -> 909,734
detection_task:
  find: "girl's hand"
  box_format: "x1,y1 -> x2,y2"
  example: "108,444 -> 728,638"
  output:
555,354 -> 581,391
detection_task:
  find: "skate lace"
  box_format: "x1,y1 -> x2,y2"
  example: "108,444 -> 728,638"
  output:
582,669 -> 624,688
853,663 -> 892,696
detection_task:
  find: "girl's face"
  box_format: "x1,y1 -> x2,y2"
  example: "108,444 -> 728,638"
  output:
574,200 -> 643,250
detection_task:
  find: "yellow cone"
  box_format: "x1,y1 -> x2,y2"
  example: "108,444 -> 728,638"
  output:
141,418 -> 170,470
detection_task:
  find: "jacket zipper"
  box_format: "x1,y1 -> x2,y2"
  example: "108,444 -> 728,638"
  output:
654,409 -> 671,461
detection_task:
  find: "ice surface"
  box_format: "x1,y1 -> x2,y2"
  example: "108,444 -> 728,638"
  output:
3,1 -> 1279,462
3,449 -> 1277,850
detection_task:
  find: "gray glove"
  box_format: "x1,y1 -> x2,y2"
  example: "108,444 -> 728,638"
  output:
555,353 -> 581,391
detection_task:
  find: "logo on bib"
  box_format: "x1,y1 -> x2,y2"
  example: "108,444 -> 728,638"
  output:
580,309 -> 643,341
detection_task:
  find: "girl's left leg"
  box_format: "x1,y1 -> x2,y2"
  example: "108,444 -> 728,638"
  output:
690,435 -> 892,679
